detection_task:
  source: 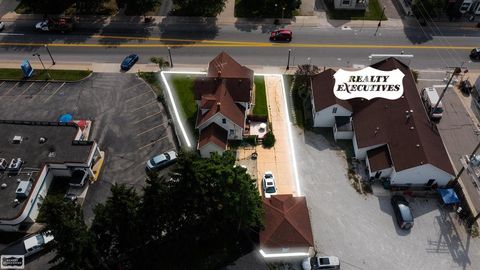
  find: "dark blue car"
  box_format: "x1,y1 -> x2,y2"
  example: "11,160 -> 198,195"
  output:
121,54 -> 139,70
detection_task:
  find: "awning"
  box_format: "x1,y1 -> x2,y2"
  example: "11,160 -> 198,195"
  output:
438,188 -> 460,205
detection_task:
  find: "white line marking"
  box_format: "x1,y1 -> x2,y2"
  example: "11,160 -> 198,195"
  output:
13,82 -> 35,101
131,100 -> 157,112
44,82 -> 65,102
134,111 -> 161,124
1,82 -> 19,97
125,91 -> 153,102
136,122 -> 168,136
30,82 -> 50,101
138,135 -> 169,150
433,84 -> 454,88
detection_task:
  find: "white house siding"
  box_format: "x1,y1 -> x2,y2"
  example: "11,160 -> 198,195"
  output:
334,0 -> 368,10
365,156 -> 394,179
27,169 -> 56,223
199,142 -> 225,158
313,105 -> 351,128
334,130 -> 354,141
199,113 -> 243,140
390,164 -> 453,186
352,134 -> 384,160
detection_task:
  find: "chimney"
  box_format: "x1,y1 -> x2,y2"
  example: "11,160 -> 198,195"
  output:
405,110 -> 411,120
217,102 -> 221,110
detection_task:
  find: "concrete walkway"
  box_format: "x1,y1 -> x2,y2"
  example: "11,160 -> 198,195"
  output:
217,0 -> 235,20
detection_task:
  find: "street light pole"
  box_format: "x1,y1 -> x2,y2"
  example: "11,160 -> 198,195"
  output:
286,49 -> 291,70
33,53 -> 51,79
44,44 -> 55,65
168,47 -> 173,68
429,67 -> 463,119
374,6 -> 386,36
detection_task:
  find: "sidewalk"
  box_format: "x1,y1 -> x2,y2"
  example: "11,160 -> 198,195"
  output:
0,60 -> 160,73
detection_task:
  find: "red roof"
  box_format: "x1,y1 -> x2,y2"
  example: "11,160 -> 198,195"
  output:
207,52 -> 254,80
260,195 -> 314,249
311,69 -> 352,112
367,145 -> 393,172
198,123 -> 228,149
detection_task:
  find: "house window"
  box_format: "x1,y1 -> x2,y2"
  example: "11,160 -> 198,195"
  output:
222,118 -> 226,124
229,129 -> 235,135
342,0 -> 351,5
332,107 -> 338,114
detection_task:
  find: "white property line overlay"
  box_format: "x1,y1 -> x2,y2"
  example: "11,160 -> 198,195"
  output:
259,249 -> 309,258
161,71 -> 301,197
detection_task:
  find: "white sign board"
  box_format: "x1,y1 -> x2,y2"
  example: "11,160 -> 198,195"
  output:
333,67 -> 405,100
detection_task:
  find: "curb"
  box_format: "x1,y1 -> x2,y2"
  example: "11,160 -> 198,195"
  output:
0,71 -> 93,83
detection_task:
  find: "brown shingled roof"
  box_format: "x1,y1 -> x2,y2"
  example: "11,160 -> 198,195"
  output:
367,145 -> 393,172
260,195 -> 314,249
194,77 -> 251,103
311,69 -> 353,112
198,123 -> 228,149
207,51 -> 254,80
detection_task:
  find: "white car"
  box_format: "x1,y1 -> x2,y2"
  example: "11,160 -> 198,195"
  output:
262,171 -> 277,198
23,231 -> 54,257
0,21 -> 5,31
302,255 -> 340,270
35,20 -> 49,31
146,151 -> 177,171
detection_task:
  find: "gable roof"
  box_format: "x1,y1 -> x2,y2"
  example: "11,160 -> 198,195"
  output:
367,145 -> 393,172
352,58 -> 454,174
311,69 -> 352,112
196,82 -> 246,129
198,123 -> 228,149
194,77 -> 251,103
260,195 -> 314,249
207,52 -> 254,80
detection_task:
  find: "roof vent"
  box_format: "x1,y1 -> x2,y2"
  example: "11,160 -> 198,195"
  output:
1,183 -> 6,189
416,144 -> 420,147
13,198 -> 19,206
12,135 -> 23,144
0,158 -> 7,170
405,110 -> 411,119
48,152 -> 56,158
39,137 -> 47,144
401,96 -> 405,99
410,126 -> 414,130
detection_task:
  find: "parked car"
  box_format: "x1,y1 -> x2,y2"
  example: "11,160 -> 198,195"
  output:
391,195 -> 414,230
421,87 -> 443,120
470,48 -> 480,60
0,21 -> 5,31
146,151 -> 177,171
269,29 -> 292,42
302,255 -> 340,270
262,171 -> 277,198
121,54 -> 139,71
23,231 -> 54,257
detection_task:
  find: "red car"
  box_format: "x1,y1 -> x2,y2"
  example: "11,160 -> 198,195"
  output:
269,29 -> 292,42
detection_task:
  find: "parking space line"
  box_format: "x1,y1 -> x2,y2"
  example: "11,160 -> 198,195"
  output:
136,122 -> 168,136
123,82 -> 146,92
125,91 -> 154,102
13,82 -> 34,101
44,82 -> 66,103
30,83 -> 50,101
131,100 -> 158,112
0,82 -> 4,87
138,135 -> 169,150
134,111 -> 161,124
0,82 -> 19,98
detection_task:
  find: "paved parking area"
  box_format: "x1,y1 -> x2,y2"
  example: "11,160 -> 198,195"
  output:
0,74 -> 176,224
293,127 -> 480,270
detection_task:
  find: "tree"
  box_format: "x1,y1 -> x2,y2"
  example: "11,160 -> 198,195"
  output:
41,197 -> 103,270
125,0 -> 161,16
90,184 -> 142,269
292,64 -> 320,102
412,0 -> 445,19
172,0 -> 227,16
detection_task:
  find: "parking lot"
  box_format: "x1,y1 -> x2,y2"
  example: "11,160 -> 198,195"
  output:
292,126 -> 480,270
0,74 -> 176,224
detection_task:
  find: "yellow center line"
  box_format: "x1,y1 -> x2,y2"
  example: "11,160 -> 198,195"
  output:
0,41 -> 473,50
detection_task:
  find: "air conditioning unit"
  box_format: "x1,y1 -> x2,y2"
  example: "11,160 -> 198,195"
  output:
0,158 -> 7,170
8,158 -> 23,171
16,180 -> 32,199
12,135 -> 23,144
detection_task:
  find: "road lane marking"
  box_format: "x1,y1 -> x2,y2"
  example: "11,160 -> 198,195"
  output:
44,82 -> 66,103
131,100 -> 157,112
136,122 -> 168,136
30,82 -> 50,101
0,42 -> 474,50
0,82 -> 19,98
134,111 -> 161,124
13,82 -> 34,101
138,135 -> 169,150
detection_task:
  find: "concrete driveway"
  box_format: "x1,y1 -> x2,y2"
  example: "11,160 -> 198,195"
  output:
293,127 -> 480,270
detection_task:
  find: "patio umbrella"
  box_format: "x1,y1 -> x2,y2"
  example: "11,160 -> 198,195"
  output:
437,188 -> 460,205
58,113 -> 73,123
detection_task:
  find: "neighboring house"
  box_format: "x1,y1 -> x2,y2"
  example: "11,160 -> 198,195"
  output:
310,58 -> 455,188
260,194 -> 314,257
334,0 -> 368,10
0,120 -> 102,231
195,52 -> 254,158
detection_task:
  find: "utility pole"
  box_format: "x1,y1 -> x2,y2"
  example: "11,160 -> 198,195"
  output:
44,44 -> 55,65
33,53 -> 51,80
429,67 -> 462,119
282,7 -> 285,19
449,140 -> 480,187
286,49 -> 291,70
374,6 -> 386,36
168,47 -> 173,68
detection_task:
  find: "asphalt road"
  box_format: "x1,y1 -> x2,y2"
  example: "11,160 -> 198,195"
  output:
0,21 -> 480,69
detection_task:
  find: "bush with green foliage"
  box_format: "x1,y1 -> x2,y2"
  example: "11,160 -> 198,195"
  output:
172,0 -> 227,16
262,131 -> 276,148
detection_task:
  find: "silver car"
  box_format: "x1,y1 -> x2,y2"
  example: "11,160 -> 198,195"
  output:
146,151 -> 177,171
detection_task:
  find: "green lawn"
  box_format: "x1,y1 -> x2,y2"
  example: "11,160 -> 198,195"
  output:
253,76 -> 268,117
0,69 -> 91,81
324,0 -> 387,20
170,74 -> 197,132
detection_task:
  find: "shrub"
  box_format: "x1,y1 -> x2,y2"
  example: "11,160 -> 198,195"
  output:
262,132 -> 276,148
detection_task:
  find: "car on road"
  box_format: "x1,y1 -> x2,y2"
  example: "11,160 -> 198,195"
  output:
262,171 -> 277,198
269,29 -> 292,42
121,54 -> 139,71
391,195 -> 414,230
0,21 -> 5,31
302,255 -> 340,270
146,151 -> 177,171
470,48 -> 480,60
